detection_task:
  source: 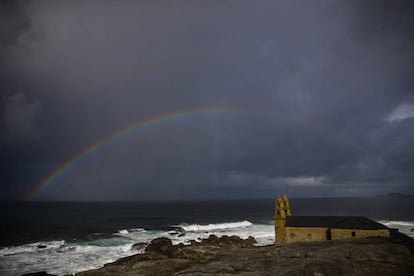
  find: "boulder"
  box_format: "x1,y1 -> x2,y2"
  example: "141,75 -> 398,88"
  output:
131,242 -> 147,252
145,237 -> 174,256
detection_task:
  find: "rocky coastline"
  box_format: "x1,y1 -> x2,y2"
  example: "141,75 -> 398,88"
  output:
25,231 -> 414,276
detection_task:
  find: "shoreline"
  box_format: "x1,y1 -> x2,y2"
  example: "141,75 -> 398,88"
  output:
27,231 -> 414,276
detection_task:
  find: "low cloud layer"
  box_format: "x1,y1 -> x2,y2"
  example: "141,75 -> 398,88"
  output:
1,0 -> 413,200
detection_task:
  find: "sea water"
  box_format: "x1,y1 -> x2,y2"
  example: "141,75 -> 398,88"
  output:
0,198 -> 413,275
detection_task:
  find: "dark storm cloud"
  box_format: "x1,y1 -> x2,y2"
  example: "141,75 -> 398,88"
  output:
1,93 -> 42,146
1,0 -> 413,200
0,1 -> 30,52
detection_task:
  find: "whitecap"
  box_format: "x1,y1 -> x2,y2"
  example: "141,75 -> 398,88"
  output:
379,220 -> 414,227
0,240 -> 65,256
177,220 -> 253,232
378,220 -> 414,238
129,228 -> 146,233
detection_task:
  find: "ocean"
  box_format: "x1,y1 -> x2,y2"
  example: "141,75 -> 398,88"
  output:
1,197 -> 413,275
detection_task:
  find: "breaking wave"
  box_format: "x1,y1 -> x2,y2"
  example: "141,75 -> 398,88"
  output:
0,221 -> 272,275
2,219 -> 413,275
378,220 -> 414,238
177,220 -> 253,231
0,240 -> 65,256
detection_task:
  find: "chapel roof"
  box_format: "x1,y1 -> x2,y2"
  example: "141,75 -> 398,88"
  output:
285,216 -> 388,230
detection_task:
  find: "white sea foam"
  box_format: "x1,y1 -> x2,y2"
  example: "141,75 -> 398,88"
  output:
177,220 -> 253,231
169,221 -> 274,246
0,239 -> 135,276
0,240 -> 65,256
379,220 -> 414,227
1,219 -> 412,275
0,221 -> 273,275
116,228 -> 146,235
129,228 -> 146,233
378,220 -> 414,238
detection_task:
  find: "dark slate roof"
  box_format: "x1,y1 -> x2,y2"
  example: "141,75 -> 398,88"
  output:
285,216 -> 388,230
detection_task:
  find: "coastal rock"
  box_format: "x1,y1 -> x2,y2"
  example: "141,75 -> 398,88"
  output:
22,272 -> 57,276
199,234 -> 257,248
76,235 -> 414,276
145,237 -> 174,256
131,242 -> 147,252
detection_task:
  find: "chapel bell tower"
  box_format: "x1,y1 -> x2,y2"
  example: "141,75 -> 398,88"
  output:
274,194 -> 291,243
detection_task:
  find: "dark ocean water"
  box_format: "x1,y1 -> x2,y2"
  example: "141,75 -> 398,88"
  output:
1,199 -> 270,247
1,197 -> 413,247
0,197 -> 413,275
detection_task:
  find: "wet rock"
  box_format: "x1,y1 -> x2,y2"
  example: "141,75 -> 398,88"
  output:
76,236 -> 414,276
22,272 -> 57,276
200,234 -> 257,247
37,245 -> 47,249
131,242 -> 147,252
145,237 -> 173,256
201,234 -> 220,244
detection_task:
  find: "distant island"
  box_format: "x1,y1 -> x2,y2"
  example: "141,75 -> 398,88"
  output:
376,192 -> 414,198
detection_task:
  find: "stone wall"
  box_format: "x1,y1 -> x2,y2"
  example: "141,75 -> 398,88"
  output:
275,224 -> 287,244
285,227 -> 328,243
330,228 -> 390,240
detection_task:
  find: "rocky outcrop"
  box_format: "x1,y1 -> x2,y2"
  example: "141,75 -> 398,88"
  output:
76,235 -> 414,276
22,272 -> 57,276
131,242 -> 147,252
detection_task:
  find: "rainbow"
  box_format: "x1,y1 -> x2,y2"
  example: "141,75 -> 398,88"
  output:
28,105 -> 340,200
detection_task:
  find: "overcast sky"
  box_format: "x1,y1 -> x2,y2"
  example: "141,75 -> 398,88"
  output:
1,0 -> 414,201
